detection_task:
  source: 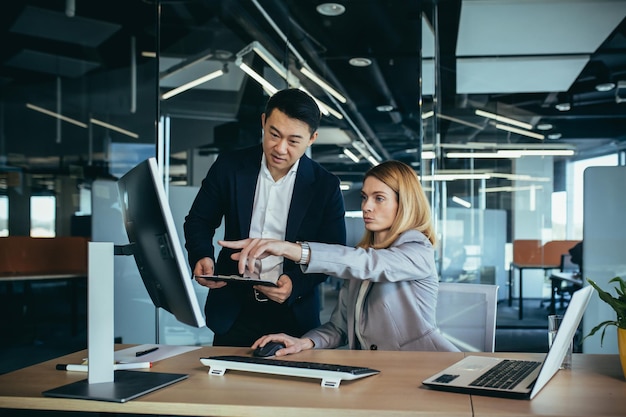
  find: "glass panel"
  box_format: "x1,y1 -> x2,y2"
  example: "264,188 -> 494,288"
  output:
0,195 -> 7,237
30,195 -> 55,237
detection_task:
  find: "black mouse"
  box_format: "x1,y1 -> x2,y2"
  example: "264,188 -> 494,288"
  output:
253,341 -> 285,357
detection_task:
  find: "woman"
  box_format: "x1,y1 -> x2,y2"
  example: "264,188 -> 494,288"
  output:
219,160 -> 459,355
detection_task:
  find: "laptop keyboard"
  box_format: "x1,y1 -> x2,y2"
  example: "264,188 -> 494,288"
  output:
469,359 -> 541,390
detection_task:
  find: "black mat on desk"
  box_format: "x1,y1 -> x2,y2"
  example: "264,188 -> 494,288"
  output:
42,370 -> 187,403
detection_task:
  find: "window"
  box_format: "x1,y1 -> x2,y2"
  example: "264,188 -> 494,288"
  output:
30,196 -> 56,237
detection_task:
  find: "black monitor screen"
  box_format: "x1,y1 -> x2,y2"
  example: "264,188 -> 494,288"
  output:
116,157 -> 205,328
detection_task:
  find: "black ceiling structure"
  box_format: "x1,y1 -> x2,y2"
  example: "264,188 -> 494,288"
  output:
1,0 -> 626,192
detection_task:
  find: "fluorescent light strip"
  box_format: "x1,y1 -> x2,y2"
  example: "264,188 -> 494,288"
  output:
343,148 -> 360,163
421,173 -> 491,181
437,113 -> 483,130
345,210 -> 364,218
421,151 -> 436,159
495,123 -> 545,140
26,103 -> 87,128
318,101 -> 344,120
300,66 -> 347,103
238,62 -> 278,95
366,155 -> 380,166
422,110 -> 434,119
161,68 -> 225,100
475,109 -> 533,130
291,86 -> 332,118
481,185 -> 544,193
452,196 -> 472,208
497,149 -> 574,157
446,152 -> 521,159
252,42 -> 289,80
90,118 -> 139,139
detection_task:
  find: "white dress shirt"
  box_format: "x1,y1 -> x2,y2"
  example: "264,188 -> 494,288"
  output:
248,154 -> 299,282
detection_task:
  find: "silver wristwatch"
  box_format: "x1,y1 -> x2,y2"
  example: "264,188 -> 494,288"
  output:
297,241 -> 310,265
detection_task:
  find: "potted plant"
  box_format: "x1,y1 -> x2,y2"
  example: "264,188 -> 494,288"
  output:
586,276 -> 626,379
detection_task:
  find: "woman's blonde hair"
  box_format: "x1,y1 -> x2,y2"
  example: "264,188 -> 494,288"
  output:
356,160 -> 436,249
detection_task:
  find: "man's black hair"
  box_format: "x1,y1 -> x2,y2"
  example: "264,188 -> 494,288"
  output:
265,89 -> 321,134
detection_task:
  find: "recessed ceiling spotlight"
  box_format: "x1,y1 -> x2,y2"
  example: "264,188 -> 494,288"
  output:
595,82 -> 616,92
376,104 -> 394,112
547,132 -> 562,140
555,102 -> 571,112
536,123 -> 553,131
316,3 -> 346,16
349,57 -> 372,67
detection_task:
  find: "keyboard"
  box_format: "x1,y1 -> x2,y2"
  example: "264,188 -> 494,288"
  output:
469,359 -> 541,390
200,355 -> 380,388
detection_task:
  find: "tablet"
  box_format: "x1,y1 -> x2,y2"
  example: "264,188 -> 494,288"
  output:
195,274 -> 278,287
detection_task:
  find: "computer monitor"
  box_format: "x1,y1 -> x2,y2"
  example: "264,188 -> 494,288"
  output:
116,157 -> 205,328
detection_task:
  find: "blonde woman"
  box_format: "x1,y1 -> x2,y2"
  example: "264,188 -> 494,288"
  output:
220,160 -> 458,355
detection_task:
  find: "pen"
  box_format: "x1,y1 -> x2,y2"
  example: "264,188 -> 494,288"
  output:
135,346 -> 159,357
56,362 -> 152,372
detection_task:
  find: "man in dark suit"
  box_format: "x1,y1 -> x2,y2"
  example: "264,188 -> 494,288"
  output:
184,89 -> 346,347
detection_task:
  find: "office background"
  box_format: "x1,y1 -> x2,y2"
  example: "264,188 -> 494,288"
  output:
1,0 -> 626,366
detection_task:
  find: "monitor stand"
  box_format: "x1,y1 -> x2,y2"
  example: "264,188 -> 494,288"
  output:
42,242 -> 188,402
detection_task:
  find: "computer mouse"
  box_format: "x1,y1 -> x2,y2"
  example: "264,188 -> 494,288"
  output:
253,341 -> 286,357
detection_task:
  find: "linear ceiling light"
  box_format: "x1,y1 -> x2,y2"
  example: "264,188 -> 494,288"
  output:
343,148 -> 360,163
161,67 -> 226,100
446,149 -> 574,158
421,173 -> 491,181
366,155 -> 380,166
421,151 -> 436,159
497,149 -> 574,157
475,109 -> 533,130
422,110 -> 434,119
237,60 -> 278,95
316,99 -> 344,120
300,66 -> 347,103
495,123 -> 545,140
452,196 -> 472,208
26,103 -> 87,128
437,113 -> 483,130
446,152 -> 521,159
251,42 -> 289,81
481,185 -> 544,193
90,118 -> 139,139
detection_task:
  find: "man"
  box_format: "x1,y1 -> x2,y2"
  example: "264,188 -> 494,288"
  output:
184,88 -> 346,347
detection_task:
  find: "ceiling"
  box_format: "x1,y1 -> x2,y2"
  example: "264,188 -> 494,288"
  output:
1,0 -> 626,189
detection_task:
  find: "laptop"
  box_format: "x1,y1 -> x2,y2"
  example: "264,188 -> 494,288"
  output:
422,285 -> 593,400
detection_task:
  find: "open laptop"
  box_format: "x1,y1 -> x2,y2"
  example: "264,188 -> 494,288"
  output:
422,285 -> 593,400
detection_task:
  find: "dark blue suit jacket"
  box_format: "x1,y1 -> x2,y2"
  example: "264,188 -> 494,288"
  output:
184,145 -> 346,335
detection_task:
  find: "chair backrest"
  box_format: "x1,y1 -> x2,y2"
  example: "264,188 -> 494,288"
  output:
436,282 -> 499,352
560,253 -> 579,273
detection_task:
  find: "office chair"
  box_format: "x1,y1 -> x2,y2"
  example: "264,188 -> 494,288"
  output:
436,282 -> 499,352
544,254 -> 583,314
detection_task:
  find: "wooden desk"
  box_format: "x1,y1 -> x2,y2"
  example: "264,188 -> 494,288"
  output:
0,347 -> 470,417
508,263 -> 559,320
0,348 -> 624,417
470,352 -> 626,417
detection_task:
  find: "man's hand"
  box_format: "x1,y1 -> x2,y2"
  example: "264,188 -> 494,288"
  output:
193,257 -> 227,289
219,238 -> 301,275
253,274 -> 292,304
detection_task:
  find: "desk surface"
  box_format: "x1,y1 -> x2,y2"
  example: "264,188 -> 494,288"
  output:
0,273 -> 86,282
0,347 -> 624,417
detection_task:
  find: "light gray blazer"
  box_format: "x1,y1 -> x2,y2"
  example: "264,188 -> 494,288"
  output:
302,229 -> 459,352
